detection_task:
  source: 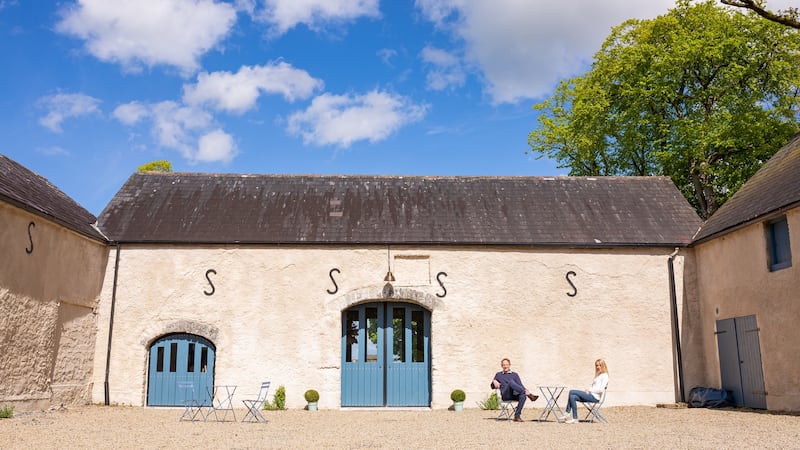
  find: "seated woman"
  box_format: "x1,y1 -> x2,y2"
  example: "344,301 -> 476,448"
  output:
560,359 -> 609,424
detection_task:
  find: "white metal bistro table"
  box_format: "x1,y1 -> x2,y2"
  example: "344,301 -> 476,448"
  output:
205,385 -> 237,422
537,386 -> 566,423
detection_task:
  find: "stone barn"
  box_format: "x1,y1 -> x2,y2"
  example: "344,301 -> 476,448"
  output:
89,173 -> 701,409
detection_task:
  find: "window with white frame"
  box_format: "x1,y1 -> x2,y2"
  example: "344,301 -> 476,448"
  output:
767,216 -> 791,271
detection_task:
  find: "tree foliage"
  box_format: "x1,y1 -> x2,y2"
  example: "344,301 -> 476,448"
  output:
137,160 -> 172,172
528,0 -> 800,218
721,0 -> 800,29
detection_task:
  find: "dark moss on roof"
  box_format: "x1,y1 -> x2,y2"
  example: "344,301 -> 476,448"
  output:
99,173 -> 700,247
0,154 -> 105,241
694,132 -> 800,243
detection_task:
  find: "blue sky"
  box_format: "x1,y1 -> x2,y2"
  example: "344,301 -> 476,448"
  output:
2,0 -> 769,215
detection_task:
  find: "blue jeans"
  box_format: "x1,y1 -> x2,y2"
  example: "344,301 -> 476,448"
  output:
566,389 -> 597,419
501,380 -> 528,418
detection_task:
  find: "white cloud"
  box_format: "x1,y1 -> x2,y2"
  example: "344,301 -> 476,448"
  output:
196,129 -> 237,162
112,100 -> 236,163
55,0 -> 237,74
0,1 -> 20,11
256,0 -> 380,36
287,90 -> 428,148
182,62 -> 324,114
774,0 -> 800,10
35,146 -> 70,156
415,0 -> 678,104
37,92 -> 102,132
377,48 -> 398,67
721,0 -> 799,12
420,45 -> 465,91
233,0 -> 256,15
414,0 -> 459,24
421,45 -> 459,67
150,101 -> 213,158
112,101 -> 150,125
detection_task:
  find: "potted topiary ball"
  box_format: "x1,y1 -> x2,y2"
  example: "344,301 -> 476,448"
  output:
451,389 -> 466,411
304,389 -> 320,411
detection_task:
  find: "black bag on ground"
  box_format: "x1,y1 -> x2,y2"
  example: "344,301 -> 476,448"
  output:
688,386 -> 733,408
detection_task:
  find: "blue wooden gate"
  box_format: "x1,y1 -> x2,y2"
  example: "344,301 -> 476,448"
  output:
147,333 -> 215,406
341,302 -> 431,407
716,315 -> 766,409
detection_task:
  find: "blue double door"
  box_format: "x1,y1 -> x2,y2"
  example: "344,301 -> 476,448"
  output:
341,302 -> 431,406
147,333 -> 215,406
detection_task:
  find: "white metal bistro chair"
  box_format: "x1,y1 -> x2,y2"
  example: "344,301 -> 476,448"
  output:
581,386 -> 608,423
177,381 -> 206,422
495,389 -> 518,421
242,381 -> 271,423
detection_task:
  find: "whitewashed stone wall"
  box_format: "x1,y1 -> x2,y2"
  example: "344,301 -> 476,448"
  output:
92,244 -> 690,409
0,202 -> 108,411
693,208 -> 800,411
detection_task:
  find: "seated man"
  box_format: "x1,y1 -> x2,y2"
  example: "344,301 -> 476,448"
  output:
491,357 -> 538,422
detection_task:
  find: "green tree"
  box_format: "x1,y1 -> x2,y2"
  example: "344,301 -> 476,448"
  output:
137,160 -> 173,172
528,0 -> 800,218
721,0 -> 800,29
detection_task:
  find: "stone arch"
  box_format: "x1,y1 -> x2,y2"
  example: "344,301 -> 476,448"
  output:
140,320 -> 219,348
327,284 -> 445,312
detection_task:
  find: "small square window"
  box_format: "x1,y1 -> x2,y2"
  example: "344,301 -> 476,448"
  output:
767,216 -> 791,271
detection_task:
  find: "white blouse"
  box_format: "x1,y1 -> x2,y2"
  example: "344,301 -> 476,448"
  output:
589,372 -> 609,400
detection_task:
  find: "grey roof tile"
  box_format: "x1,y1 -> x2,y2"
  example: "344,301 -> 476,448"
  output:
99,173 -> 701,247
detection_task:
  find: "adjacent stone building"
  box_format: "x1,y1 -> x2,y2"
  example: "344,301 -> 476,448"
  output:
0,155 -> 108,411
690,133 -> 800,411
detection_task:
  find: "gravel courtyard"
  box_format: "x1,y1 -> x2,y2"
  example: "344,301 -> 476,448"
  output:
1,405 -> 799,449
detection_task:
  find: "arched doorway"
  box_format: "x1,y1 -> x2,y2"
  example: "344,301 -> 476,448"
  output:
147,333 -> 215,406
341,302 -> 431,406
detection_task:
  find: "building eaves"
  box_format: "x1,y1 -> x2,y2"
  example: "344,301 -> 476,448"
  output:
0,154 -> 106,242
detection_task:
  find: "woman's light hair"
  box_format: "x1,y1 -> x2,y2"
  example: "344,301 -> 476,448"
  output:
595,358 -> 609,375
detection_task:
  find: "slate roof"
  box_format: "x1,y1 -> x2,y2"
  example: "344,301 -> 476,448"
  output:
694,132 -> 800,243
99,173 -> 701,247
0,154 -> 105,241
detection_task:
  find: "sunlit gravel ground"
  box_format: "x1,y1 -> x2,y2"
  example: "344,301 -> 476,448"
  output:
1,404 -> 799,449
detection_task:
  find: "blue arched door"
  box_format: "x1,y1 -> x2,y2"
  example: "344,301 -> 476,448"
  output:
341,302 -> 431,406
147,333 -> 215,406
